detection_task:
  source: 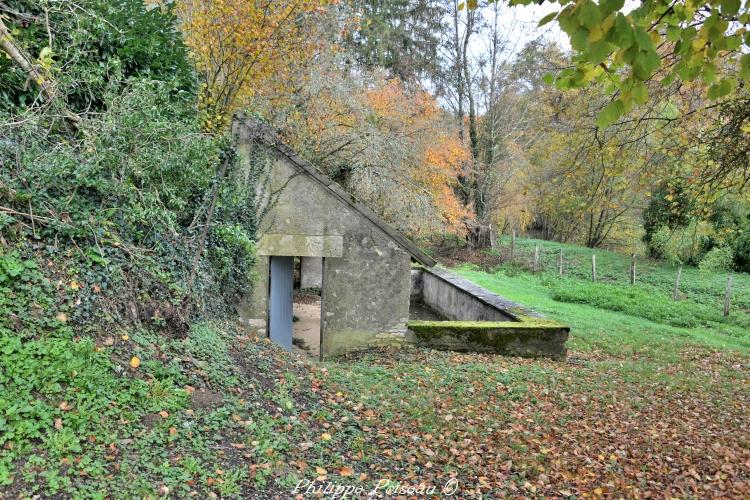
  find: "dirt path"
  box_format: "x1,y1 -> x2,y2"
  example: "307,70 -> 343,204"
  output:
293,296 -> 320,357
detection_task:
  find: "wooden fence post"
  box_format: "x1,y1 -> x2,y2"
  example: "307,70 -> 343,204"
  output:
591,254 -> 597,282
724,273 -> 734,317
533,244 -> 540,271
558,249 -> 563,276
672,265 -> 683,301
629,253 -> 636,285
510,230 -> 516,259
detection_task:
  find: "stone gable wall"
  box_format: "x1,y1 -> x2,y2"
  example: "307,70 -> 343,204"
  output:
236,145 -> 411,357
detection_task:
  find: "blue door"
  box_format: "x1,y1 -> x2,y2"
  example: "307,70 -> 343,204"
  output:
269,256 -> 294,351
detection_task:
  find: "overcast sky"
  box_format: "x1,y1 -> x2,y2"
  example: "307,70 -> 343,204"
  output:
471,1 -> 571,64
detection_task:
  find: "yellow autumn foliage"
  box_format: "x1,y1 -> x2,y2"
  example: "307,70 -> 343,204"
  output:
175,0 -> 337,132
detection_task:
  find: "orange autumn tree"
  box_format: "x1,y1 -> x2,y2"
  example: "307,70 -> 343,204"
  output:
421,132 -> 473,235
364,79 -> 472,235
276,69 -> 472,237
175,0 -> 335,132
174,1 -> 468,236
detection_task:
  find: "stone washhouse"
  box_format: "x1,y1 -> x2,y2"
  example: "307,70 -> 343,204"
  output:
233,116 -> 569,360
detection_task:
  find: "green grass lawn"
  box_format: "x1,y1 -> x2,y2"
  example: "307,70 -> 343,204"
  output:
318,239 -> 750,497
450,237 -> 750,386
496,235 -> 750,314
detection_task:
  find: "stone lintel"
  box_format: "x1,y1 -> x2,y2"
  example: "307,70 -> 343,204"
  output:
258,234 -> 343,257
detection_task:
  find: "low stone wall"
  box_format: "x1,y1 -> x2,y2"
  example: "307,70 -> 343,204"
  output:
408,319 -> 569,360
408,267 -> 569,360
412,267 -> 517,322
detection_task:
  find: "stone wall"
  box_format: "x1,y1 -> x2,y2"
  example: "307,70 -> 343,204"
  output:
300,257 -> 323,289
411,268 -> 516,322
408,267 -> 569,360
408,321 -> 569,360
236,136 -> 412,357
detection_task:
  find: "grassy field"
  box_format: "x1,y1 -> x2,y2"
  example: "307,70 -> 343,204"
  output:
317,238 -> 750,497
2,240 -> 749,497
461,236 -> 750,354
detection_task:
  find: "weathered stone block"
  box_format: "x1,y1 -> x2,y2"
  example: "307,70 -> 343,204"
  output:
300,257 -> 323,289
258,234 -> 343,257
408,319 -> 569,360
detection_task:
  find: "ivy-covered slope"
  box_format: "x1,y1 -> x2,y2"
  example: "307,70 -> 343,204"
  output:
0,246 -> 351,496
0,3 -> 284,494
0,82 -> 267,494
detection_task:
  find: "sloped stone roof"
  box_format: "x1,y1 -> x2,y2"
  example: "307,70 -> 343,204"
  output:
235,115 -> 437,267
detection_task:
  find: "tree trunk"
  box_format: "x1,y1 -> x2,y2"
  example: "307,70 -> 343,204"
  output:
0,17 -> 80,127
461,8 -> 481,217
466,221 -> 494,249
452,1 -> 465,143
484,1 -> 500,170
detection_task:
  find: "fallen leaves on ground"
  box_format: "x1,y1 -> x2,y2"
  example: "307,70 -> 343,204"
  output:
7,322 -> 747,498
315,347 -> 750,498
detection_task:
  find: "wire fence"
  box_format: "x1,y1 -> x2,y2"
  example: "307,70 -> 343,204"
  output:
494,235 -> 749,318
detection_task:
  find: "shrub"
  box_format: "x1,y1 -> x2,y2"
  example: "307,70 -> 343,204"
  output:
733,230 -> 750,272
642,185 -> 693,246
699,246 -> 734,274
0,0 -> 194,113
648,222 -> 712,265
0,80 -> 256,330
550,280 -> 735,328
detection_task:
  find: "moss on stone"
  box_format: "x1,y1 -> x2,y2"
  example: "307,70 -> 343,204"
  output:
406,318 -> 569,360
407,317 -> 567,331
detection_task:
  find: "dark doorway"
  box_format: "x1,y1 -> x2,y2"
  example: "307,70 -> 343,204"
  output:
292,257 -> 323,358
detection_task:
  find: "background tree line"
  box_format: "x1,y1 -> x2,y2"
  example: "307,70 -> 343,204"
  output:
2,0 -> 749,272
